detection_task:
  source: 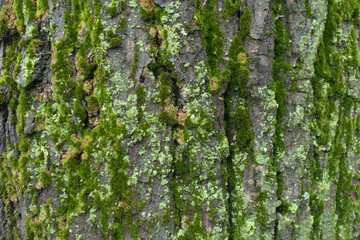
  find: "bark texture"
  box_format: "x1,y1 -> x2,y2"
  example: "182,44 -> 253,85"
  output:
0,0 -> 360,239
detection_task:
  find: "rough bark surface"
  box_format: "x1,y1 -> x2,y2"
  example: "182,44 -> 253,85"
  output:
0,0 -> 360,239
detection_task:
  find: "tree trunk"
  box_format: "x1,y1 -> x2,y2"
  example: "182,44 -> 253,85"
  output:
0,0 -> 360,239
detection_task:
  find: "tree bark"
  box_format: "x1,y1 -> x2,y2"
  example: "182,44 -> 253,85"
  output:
0,0 -> 360,239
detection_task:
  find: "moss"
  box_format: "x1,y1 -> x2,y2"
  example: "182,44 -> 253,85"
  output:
271,3 -> 290,162
309,191 -> 324,237
36,0 -> 49,17
108,1 -> 119,18
106,29 -> 115,39
196,0 -> 224,78
16,88 -> 31,138
304,0 -> 312,18
224,6 -> 251,90
208,76 -> 220,93
255,191 -> 269,229
86,95 -> 99,112
159,109 -> 177,126
50,23 -> 58,31
135,85 -> 146,120
177,215 -> 207,240
0,20 -> 9,40
36,170 -> 53,189
223,6 -> 253,238
14,0 -> 25,32
238,7 -> 252,39
0,91 -> 7,105
231,105 -> 253,150
73,100 -> 87,122
270,0 -> 296,232
109,36 -> 123,48
130,45 -> 139,79
158,72 -> 171,105
344,28 -> 360,69
29,25 -> 38,38
139,5 -> 164,25
8,98 -> 17,112
341,0 -> 360,23
308,0 -> 360,237
24,0 -> 36,21
120,15 -> 126,34
84,63 -> 97,80
0,3 -> 17,40
224,0 -> 241,18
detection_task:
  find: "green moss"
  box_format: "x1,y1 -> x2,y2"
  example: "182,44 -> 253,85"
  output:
308,0 -> 360,237
86,95 -> 99,112
270,0 -> 295,232
208,76 -> 220,94
231,105 -> 253,150
73,100 -> 87,122
14,0 -> 25,32
0,3 -> 18,40
106,29 -> 115,39
24,0 -> 36,21
225,6 -> 251,91
84,63 -> 98,80
0,91 -> 7,105
130,46 -> 139,79
223,6 -> 253,238
238,7 -> 252,39
139,5 -> 164,25
135,85 -> 146,120
158,72 -> 171,105
341,0 -> 360,23
108,0 -> 119,18
36,0 -> 49,17
50,23 -> 58,31
16,88 -> 31,138
177,215 -> 207,240
224,0 -> 241,18
309,191 -> 324,237
37,170 -> 53,189
304,0 -> 312,18
0,20 -> 9,40
271,4 -> 291,162
196,0 -> 224,78
109,36 -> 123,48
159,110 -> 177,126
255,191 -> 269,228
344,28 -> 360,68
8,98 -> 18,113
120,15 -> 126,34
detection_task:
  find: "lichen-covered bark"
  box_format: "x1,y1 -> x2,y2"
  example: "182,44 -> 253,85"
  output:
0,0 -> 360,239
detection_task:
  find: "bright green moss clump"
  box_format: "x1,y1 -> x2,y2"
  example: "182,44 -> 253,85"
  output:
139,5 -> 164,25
196,0 -> 224,79
224,0 -> 241,18
16,89 -> 31,138
13,0 -> 25,32
84,62 -> 98,80
159,109 -> 177,126
24,0 -> 36,21
36,0 -> 49,17
106,29 -> 123,48
107,0 -> 125,18
231,105 -> 253,149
